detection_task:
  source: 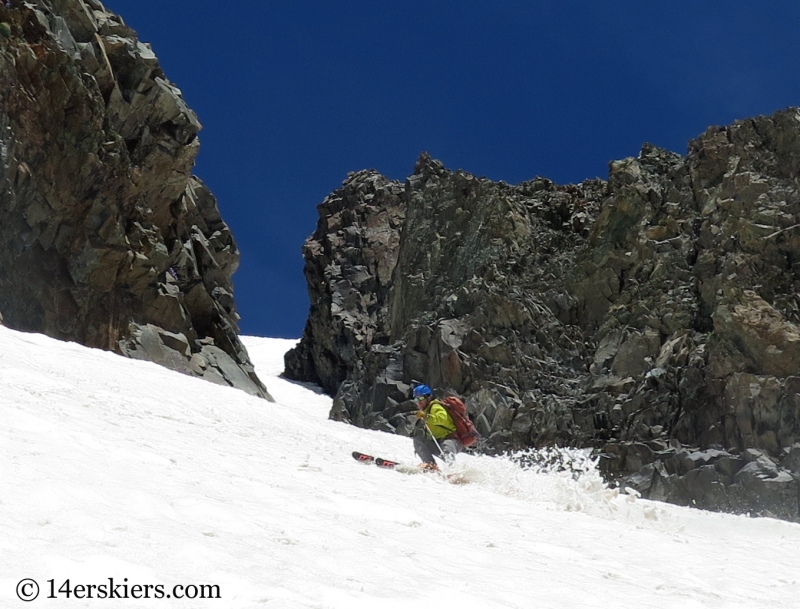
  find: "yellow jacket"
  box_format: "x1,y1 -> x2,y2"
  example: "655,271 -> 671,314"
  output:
422,399 -> 457,440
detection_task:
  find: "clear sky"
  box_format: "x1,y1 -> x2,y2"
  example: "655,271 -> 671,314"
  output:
102,1 -> 800,339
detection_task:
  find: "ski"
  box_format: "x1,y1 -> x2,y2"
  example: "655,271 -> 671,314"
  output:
352,450 -> 469,483
352,451 -> 399,468
352,451 -> 375,464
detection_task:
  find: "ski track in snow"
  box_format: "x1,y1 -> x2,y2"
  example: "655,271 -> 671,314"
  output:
2,326 -> 800,608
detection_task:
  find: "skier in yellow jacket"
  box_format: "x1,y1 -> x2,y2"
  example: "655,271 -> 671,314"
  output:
412,384 -> 464,470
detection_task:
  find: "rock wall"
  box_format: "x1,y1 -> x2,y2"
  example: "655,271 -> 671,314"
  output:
287,109 -> 800,520
0,0 -> 269,398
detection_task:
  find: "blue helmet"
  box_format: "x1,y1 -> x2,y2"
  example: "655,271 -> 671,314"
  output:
412,384 -> 432,398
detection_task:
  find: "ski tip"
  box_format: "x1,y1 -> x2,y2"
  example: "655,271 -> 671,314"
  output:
352,452 -> 404,470
352,451 -> 375,463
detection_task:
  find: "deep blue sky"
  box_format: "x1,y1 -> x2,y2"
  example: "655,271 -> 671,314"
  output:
103,1 -> 800,338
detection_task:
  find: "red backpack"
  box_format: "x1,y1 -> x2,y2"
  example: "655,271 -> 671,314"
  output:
440,396 -> 480,448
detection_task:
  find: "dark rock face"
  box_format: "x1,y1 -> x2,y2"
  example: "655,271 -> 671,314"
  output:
0,0 -> 269,399
288,108 -> 800,519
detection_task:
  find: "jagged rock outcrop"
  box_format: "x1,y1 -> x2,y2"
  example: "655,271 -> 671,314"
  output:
0,0 -> 270,398
287,108 -> 800,520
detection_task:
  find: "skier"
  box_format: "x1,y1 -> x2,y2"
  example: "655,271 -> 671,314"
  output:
412,384 -> 464,471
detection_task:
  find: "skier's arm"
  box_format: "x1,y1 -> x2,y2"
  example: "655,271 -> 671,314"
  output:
425,402 -> 456,437
426,405 -> 451,428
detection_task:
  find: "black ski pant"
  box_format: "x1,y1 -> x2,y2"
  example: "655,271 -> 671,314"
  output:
414,435 -> 463,464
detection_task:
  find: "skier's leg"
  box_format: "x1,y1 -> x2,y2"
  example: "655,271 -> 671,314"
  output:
414,435 -> 439,464
439,438 -> 464,464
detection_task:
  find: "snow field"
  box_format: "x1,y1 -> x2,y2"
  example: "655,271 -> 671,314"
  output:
1,327 -> 799,608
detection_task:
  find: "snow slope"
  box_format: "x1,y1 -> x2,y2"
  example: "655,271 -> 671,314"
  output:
2,325 -> 800,608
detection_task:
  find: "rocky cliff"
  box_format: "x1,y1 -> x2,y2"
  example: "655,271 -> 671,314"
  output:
0,0 -> 269,398
287,108 -> 800,520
